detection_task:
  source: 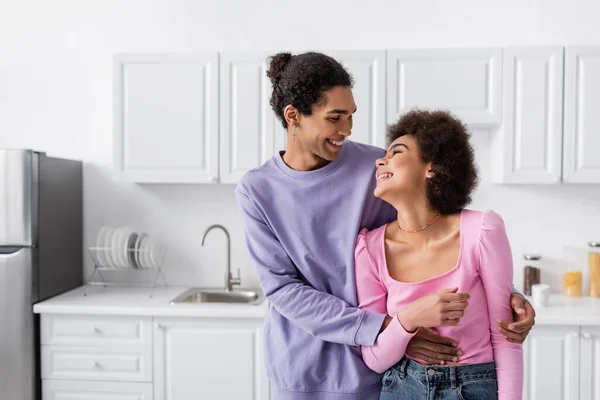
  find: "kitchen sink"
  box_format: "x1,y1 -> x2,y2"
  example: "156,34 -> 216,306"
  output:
170,288 -> 264,305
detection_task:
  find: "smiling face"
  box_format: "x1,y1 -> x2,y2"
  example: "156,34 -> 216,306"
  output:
374,134 -> 434,204
291,85 -> 356,163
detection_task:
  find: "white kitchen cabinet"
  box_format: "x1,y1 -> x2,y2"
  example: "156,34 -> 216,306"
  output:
43,380 -> 153,400
40,314 -> 154,399
563,46 -> 600,183
386,48 -> 502,127
524,325 -> 600,400
523,325 -> 580,400
493,45 -> 600,185
580,326 -> 600,400
491,47 -> 564,184
153,318 -> 269,400
328,50 -> 387,147
219,52 -> 283,184
114,53 -> 219,183
219,50 -> 387,184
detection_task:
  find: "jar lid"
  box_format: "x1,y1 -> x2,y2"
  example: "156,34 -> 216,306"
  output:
523,254 -> 541,261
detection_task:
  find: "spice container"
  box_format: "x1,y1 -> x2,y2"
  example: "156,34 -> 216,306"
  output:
589,242 -> 600,298
564,270 -> 582,297
523,254 -> 541,296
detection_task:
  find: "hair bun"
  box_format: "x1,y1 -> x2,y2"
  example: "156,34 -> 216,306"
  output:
267,52 -> 293,83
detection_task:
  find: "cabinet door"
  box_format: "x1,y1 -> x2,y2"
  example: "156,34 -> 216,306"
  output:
386,48 -> 502,127
563,46 -> 600,183
153,318 -> 268,400
580,326 -> 600,400
491,47 -> 564,184
523,325 -> 580,400
219,52 -> 283,184
327,50 -> 386,147
43,380 -> 153,400
114,53 -> 219,183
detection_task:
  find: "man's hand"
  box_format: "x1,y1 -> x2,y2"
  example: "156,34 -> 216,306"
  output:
405,328 -> 462,365
496,292 -> 536,343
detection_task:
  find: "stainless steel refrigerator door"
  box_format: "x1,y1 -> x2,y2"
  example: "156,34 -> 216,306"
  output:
0,247 -> 34,400
0,150 -> 37,246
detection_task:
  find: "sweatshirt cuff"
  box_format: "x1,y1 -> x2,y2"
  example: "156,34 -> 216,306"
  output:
354,311 -> 386,346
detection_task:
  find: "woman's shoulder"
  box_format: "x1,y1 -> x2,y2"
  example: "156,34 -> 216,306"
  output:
461,209 -> 505,230
356,225 -> 388,258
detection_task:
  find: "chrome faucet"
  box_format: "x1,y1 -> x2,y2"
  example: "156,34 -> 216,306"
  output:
201,224 -> 241,292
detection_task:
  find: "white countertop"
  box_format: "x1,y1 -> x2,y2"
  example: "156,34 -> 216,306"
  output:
33,285 -> 267,319
32,285 -> 600,325
526,294 -> 600,325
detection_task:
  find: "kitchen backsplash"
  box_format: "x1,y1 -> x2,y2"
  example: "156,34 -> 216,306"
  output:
83,130 -> 600,293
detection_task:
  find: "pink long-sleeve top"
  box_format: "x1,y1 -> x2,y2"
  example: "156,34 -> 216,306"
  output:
354,209 -> 523,400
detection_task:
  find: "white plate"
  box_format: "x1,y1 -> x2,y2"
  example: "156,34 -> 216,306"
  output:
120,226 -> 134,268
134,233 -> 148,268
141,236 -> 152,269
126,232 -> 139,268
103,226 -> 117,268
95,226 -> 110,268
111,227 -> 124,267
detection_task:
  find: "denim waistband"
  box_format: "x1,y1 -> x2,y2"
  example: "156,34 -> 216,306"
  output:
393,357 -> 496,388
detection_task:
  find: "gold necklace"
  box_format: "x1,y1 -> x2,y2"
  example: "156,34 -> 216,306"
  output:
398,212 -> 442,234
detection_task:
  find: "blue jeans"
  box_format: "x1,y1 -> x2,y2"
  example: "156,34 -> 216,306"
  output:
380,356 -> 498,400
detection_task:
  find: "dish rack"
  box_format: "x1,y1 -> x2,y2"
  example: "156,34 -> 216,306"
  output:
85,244 -> 168,298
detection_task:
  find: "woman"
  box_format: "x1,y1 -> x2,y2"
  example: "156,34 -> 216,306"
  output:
236,51 -> 532,400
354,109 -> 523,399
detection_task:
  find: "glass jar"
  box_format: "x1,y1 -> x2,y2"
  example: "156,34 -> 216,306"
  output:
523,254 -> 541,296
589,242 -> 600,298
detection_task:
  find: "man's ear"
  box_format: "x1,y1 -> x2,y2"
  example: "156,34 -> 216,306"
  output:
284,105 -> 299,128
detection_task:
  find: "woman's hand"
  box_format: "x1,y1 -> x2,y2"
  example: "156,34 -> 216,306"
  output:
397,287 -> 470,332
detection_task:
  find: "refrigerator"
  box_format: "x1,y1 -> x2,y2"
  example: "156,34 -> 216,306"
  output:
0,149 -> 83,400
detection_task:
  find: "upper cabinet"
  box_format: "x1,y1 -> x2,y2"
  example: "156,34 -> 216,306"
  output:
114,46 -> 600,185
492,45 -> 600,184
386,48 -> 502,127
328,50 -> 387,148
491,47 -> 564,184
563,46 -> 600,183
219,52 -> 282,184
114,53 -> 219,183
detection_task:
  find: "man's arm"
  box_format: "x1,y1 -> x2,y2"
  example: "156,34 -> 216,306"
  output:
236,189 -> 385,346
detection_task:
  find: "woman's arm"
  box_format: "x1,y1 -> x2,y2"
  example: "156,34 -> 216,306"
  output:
478,211 -> 524,400
236,189 -> 386,346
354,229 -> 417,373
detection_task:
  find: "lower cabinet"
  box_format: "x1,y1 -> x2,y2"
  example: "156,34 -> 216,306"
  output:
153,318 -> 269,400
42,380 -> 153,400
523,325 -> 600,400
40,314 -> 269,400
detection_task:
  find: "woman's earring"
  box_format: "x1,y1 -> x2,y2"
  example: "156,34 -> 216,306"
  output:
292,125 -> 297,141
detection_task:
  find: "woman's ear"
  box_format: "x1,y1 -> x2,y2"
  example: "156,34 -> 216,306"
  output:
284,105 -> 299,128
426,163 -> 436,179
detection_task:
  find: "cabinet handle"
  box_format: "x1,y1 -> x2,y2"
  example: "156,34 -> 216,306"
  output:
209,176 -> 218,183
572,332 -> 580,338
155,323 -> 164,330
94,362 -> 102,369
582,333 -> 591,340
94,327 -> 103,335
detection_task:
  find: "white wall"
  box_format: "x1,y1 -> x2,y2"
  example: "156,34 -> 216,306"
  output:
1,0 -> 600,293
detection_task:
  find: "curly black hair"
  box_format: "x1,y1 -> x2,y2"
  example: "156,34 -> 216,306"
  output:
387,109 -> 479,215
266,52 -> 354,129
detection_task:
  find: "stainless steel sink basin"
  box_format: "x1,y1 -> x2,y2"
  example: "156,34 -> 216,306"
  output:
170,288 -> 264,305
